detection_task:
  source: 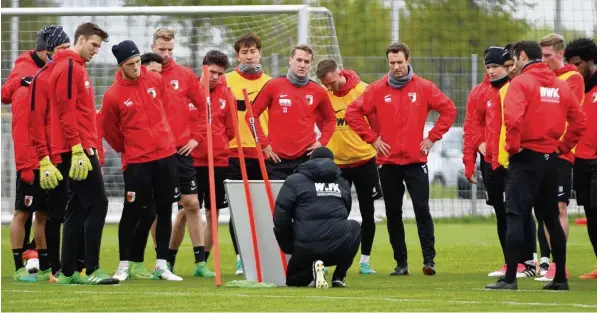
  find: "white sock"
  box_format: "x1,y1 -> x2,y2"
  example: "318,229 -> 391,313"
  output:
540,257 -> 551,265
236,254 -> 241,262
360,255 -> 370,263
156,259 -> 167,269
119,261 -> 129,268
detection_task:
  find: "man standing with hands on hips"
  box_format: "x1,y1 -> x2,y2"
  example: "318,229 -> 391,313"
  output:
346,42 -> 456,276
247,44 -> 336,180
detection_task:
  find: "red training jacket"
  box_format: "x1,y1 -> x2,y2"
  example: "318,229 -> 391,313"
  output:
462,75 -> 493,174
345,73 -> 457,165
160,59 -> 206,148
101,67 -> 176,165
247,77 -> 336,159
575,72 -> 597,160
1,51 -> 43,171
28,62 -> 64,164
503,62 -> 586,155
96,109 -> 105,166
50,49 -> 98,153
555,64 -> 585,164
191,82 -> 235,167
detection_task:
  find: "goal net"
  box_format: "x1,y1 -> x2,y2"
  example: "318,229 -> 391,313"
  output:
0,5 -> 342,223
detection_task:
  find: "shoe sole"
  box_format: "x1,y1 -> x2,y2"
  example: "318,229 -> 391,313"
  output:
543,284 -> 569,291
488,272 -> 506,277
535,276 -> 553,282
130,275 -> 152,279
423,267 -> 436,276
390,271 -> 410,276
313,261 -> 328,289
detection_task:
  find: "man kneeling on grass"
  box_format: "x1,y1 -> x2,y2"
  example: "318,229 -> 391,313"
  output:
273,147 -> 361,288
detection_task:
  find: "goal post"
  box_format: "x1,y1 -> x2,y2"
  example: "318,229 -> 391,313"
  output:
1,5 -> 343,69
0,4 -> 343,224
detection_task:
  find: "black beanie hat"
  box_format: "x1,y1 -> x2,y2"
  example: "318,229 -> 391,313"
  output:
484,46 -> 507,66
310,147 -> 334,160
112,40 -> 140,65
35,25 -> 70,51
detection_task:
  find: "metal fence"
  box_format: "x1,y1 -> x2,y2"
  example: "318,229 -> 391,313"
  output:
1,0 -> 593,222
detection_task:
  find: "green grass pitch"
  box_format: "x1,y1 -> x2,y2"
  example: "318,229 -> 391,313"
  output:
2,220 -> 597,311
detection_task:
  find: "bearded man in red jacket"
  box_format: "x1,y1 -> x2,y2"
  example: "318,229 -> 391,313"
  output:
346,42 -> 456,276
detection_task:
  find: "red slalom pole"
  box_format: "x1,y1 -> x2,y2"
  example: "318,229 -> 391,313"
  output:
227,87 -> 263,282
202,65 -> 222,287
242,88 -> 288,275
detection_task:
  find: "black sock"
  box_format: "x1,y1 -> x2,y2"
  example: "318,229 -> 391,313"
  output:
38,249 -> 50,271
168,249 -> 178,271
205,251 -> 210,261
193,246 -> 205,263
155,247 -> 158,258
13,249 -> 24,270
76,259 -> 86,272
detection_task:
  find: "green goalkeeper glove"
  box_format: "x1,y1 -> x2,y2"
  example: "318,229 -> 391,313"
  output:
39,156 -> 63,190
69,144 -> 93,181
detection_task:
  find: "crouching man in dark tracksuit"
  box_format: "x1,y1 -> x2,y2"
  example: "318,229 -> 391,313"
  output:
273,147 -> 361,288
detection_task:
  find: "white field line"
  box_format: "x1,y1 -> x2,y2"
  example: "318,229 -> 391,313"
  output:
3,289 -> 597,309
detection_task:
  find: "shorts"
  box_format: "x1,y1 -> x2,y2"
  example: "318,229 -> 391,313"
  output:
228,157 -> 262,180
482,161 -> 507,207
123,155 -> 177,208
574,158 -> 597,207
15,170 -> 48,213
195,166 -> 228,210
556,157 -> 572,205
175,154 -> 197,198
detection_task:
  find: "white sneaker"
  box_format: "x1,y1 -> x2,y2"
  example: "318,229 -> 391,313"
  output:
113,266 -> 129,281
25,258 -> 40,273
153,267 -> 183,281
312,260 -> 328,289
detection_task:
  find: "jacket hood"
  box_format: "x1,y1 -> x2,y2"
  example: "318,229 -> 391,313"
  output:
115,65 -> 147,86
554,64 -> 579,77
296,158 -> 341,182
520,62 -> 556,85
333,69 -> 361,97
53,49 -> 86,66
15,50 -> 41,69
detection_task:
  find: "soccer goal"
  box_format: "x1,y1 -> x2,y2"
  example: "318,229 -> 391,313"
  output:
0,4 -> 343,223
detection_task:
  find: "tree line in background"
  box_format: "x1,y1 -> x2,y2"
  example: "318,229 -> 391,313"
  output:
1,0 -> 594,119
